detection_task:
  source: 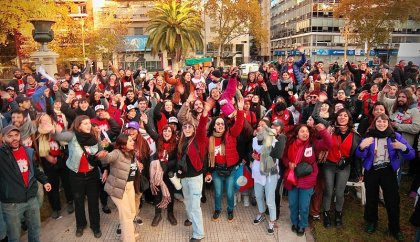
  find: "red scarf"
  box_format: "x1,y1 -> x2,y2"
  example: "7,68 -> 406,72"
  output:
287,139 -> 308,164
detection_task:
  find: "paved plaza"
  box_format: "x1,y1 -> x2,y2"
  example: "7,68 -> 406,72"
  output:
23,189 -> 310,242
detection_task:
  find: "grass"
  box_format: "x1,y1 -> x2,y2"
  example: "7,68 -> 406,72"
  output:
310,176 -> 416,242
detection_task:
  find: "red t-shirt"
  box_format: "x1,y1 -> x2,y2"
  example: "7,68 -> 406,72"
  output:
26,86 -> 37,97
56,114 -> 65,129
214,137 -> 226,164
287,65 -> 296,84
49,139 -> 61,157
78,153 -> 90,172
12,146 -> 30,187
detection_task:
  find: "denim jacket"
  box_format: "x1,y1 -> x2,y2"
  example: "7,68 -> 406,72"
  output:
54,131 -> 102,172
355,132 -> 415,172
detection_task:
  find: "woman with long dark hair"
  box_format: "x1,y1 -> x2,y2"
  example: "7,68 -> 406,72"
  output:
206,99 -> 244,222
356,114 -> 415,241
54,115 -> 102,238
322,108 -> 362,228
97,134 -> 140,242
283,123 -> 332,236
176,99 -> 212,242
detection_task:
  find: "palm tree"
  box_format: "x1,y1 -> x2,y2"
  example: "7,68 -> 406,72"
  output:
146,0 -> 203,71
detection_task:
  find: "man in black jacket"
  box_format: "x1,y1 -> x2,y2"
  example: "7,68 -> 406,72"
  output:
0,125 -> 51,242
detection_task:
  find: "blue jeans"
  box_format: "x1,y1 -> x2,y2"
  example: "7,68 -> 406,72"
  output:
2,197 -> 41,242
0,202 -> 6,240
181,174 -> 204,239
254,174 -> 278,221
288,187 -> 314,229
212,170 -> 235,212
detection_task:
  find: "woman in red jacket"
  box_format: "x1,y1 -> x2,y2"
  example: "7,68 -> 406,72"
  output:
176,99 -> 213,242
283,123 -> 332,236
205,98 -> 244,222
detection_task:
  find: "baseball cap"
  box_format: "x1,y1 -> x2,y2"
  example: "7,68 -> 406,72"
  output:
168,117 -> 178,124
94,105 -> 105,112
1,125 -> 20,136
126,104 -> 138,112
5,86 -> 14,91
15,95 -> 31,104
125,121 -> 140,130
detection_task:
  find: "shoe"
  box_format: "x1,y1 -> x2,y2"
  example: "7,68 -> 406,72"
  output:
250,196 -> 257,206
253,214 -> 265,225
190,238 -> 202,242
390,231 -> 404,241
67,201 -> 74,214
365,223 -> 377,234
133,218 -> 143,225
151,213 -> 162,227
212,210 -> 221,221
267,222 -> 275,235
201,196 -> 207,203
76,227 -> 85,237
102,205 -> 111,214
116,224 -> 121,235
265,208 -> 269,215
335,210 -> 343,227
51,210 -> 62,220
93,230 -> 102,238
167,212 -> 177,225
291,225 -> 298,233
323,211 -> 331,228
184,219 -> 192,226
312,214 -> 321,221
297,227 -> 305,236
227,211 -> 234,222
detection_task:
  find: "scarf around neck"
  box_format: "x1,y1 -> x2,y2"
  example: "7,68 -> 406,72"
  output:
75,130 -> 98,147
258,126 -> 277,175
366,128 -> 394,139
208,131 -> 225,168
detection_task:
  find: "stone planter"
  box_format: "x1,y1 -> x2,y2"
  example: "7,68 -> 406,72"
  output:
30,19 -> 55,51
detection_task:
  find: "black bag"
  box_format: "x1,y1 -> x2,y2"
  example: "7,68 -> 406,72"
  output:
138,173 -> 150,193
337,157 -> 348,170
295,162 -> 313,177
79,142 -> 101,168
215,164 -> 233,177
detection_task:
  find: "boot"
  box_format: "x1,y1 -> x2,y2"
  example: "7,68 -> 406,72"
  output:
151,213 -> 162,227
323,211 -> 331,228
167,212 -> 177,225
335,210 -> 343,227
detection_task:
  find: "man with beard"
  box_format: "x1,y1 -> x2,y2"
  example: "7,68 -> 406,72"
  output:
138,96 -> 157,131
11,109 -> 37,148
8,69 -> 25,94
300,90 -> 319,124
24,74 -> 41,98
70,60 -> 92,85
54,79 -> 71,103
0,125 -> 51,242
390,89 -> 420,148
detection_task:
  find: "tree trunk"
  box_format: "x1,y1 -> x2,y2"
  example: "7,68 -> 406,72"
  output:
216,44 -> 222,67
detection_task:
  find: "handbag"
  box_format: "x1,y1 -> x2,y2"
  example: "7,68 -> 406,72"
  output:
215,163 -> 233,177
138,173 -> 150,193
336,136 -> 348,170
295,162 -> 313,177
285,168 -> 297,186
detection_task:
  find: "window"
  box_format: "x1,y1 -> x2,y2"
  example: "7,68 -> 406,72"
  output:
134,27 -> 144,35
235,44 -> 244,54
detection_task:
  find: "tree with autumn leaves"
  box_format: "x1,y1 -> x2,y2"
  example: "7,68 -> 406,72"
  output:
204,0 -> 268,66
334,0 -> 419,58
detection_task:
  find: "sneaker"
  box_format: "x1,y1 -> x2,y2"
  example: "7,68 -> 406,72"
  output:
390,231 -> 404,241
51,210 -> 62,220
133,218 -> 143,225
312,214 -> 321,221
190,238 -> 202,242
93,230 -> 102,238
76,227 -> 85,237
227,211 -> 234,222
184,219 -> 192,226
102,205 -> 111,214
323,211 -> 331,228
267,222 -> 275,235
253,214 -> 265,225
212,210 -> 221,221
365,223 -> 377,234
297,227 -> 305,236
67,201 -> 74,214
167,212 -> 177,225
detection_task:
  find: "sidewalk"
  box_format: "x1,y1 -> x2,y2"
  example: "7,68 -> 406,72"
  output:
24,190 -> 310,242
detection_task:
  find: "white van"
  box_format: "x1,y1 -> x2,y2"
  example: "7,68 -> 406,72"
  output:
239,63 -> 260,76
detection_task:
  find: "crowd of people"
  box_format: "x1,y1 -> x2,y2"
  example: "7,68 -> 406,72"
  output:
0,49 -> 419,242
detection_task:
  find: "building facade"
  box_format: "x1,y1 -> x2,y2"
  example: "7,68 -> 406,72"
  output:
270,0 -> 420,65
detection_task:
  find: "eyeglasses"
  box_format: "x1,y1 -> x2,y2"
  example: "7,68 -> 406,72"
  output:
215,122 -> 225,126
182,124 -> 194,130
309,96 -> 318,99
